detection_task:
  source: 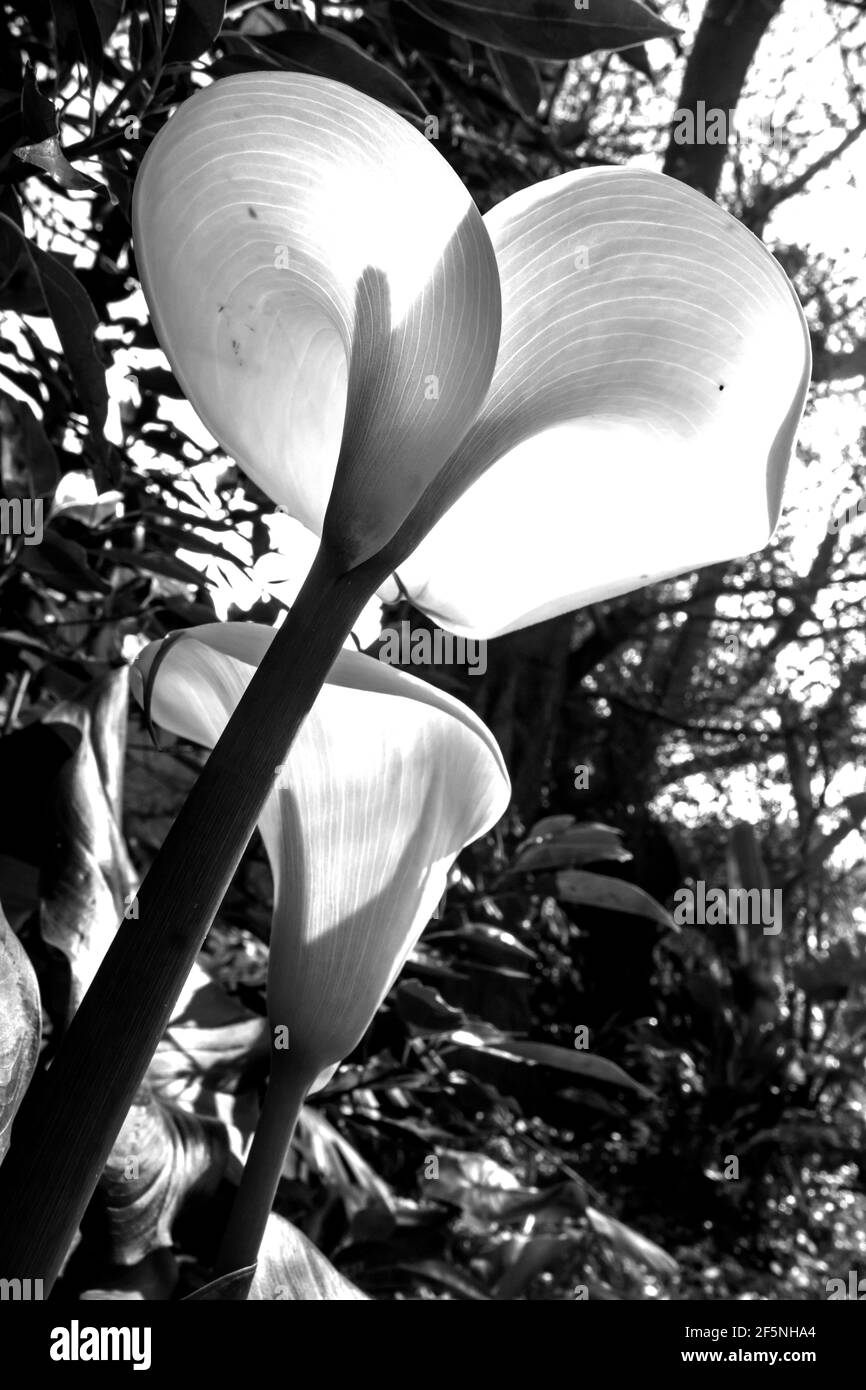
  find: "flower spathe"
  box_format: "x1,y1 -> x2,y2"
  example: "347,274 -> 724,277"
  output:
132,625 -> 510,1087
134,75 -> 811,638
132,72 -> 501,569
378,168 -> 812,637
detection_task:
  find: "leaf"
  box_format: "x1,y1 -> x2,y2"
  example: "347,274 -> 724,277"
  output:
494,1233 -> 576,1298
448,1036 -> 651,1097
18,64 -> 56,144
130,365 -> 185,399
79,1249 -> 179,1300
488,49 -> 542,120
616,42 -> 653,78
406,0 -> 676,60
38,671 -> 137,1024
104,548 -> 208,586
57,0 -> 105,90
89,0 -> 125,45
428,1152 -> 588,1225
391,1259 -> 491,1299
225,28 -> 426,118
586,1206 -> 678,1277
501,1039 -> 652,1095
291,1105 -> 394,1210
149,967 -> 270,1102
163,0 -> 226,64
185,1265 -> 256,1300
0,390 -> 59,497
394,978 -> 467,1033
0,214 -> 107,440
15,136 -> 108,196
0,905 -> 41,1164
147,962 -> 269,1161
96,1087 -> 229,1266
524,815 -> 575,840
19,532 -> 110,595
0,723 -> 80,871
427,919 -> 536,966
509,821 -> 631,874
556,869 -> 674,927
247,1213 -> 369,1300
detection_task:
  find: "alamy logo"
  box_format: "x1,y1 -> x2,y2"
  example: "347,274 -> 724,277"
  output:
673,881 -> 782,935
49,1320 -> 152,1371
0,498 -> 43,545
671,101 -> 780,148
0,1276 -> 44,1299
378,620 -> 487,676
826,1270 -> 866,1299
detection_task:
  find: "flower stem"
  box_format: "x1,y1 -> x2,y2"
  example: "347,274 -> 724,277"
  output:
214,1060 -> 313,1280
0,541 -> 393,1292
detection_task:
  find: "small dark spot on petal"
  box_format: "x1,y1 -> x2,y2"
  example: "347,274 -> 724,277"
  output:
248,207 -> 258,219
718,384 -> 725,391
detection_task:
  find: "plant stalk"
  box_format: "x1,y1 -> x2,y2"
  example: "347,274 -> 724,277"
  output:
0,541 -> 392,1292
214,1060 -> 314,1280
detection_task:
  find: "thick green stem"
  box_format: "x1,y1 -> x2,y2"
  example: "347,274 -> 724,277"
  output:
0,541 -> 392,1292
214,1059 -> 313,1280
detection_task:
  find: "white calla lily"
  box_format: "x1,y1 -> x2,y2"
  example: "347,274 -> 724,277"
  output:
134,78 -> 809,638
133,623 -> 509,1083
381,167 -> 811,637
132,72 -> 501,568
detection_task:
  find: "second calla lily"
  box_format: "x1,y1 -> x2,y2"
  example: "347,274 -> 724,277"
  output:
132,623 -> 509,1089
381,167 -> 813,637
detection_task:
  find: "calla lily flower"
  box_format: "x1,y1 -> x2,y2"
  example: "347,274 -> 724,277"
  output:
380,168 -> 812,637
132,624 -> 509,1088
134,73 -> 811,638
132,72 -> 501,569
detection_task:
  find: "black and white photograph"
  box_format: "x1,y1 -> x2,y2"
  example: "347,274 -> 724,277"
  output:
0,0 -> 862,1359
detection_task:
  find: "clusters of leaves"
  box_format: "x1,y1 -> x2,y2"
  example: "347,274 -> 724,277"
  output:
5,700 -> 866,1300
